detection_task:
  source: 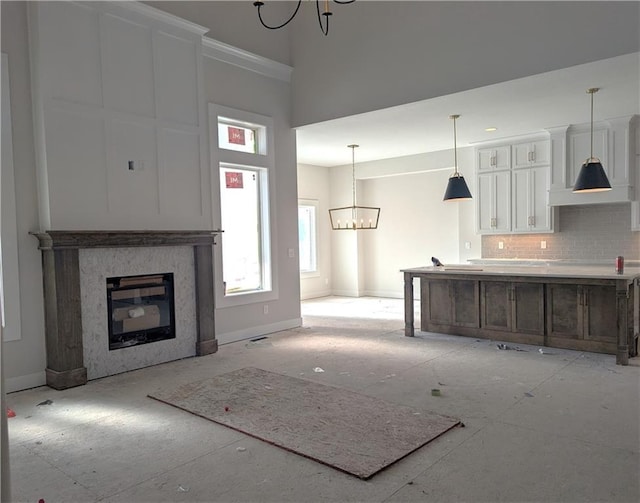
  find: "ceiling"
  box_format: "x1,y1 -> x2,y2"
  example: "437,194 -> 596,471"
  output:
295,52 -> 640,168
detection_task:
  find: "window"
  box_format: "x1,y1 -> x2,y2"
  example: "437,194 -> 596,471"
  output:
218,122 -> 258,154
298,201 -> 318,274
209,104 -> 277,307
220,165 -> 270,293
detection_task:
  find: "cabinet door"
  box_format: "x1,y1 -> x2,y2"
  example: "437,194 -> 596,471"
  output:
452,280 -> 480,328
546,284 -> 582,339
512,166 -> 551,233
512,169 -> 531,232
477,146 -> 510,172
477,171 -> 511,234
529,166 -> 551,231
583,285 -> 617,343
481,281 -> 511,331
530,140 -> 550,167
512,142 -> 533,170
493,170 -> 511,232
422,279 -> 451,327
512,140 -> 549,169
477,173 -> 495,232
513,283 -> 544,335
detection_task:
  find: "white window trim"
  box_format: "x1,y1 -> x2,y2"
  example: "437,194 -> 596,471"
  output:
209,103 -> 279,308
298,198 -> 320,279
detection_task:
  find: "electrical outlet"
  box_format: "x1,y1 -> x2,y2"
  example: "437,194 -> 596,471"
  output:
288,248 -> 295,258
541,240 -> 547,249
263,305 -> 269,315
498,241 -> 504,249
464,241 -> 471,250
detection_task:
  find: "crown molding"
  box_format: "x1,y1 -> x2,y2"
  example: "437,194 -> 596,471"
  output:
202,37 -> 293,83
87,1 -> 209,36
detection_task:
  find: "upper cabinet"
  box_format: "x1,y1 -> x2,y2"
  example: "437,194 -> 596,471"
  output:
476,136 -> 554,234
548,115 -> 638,206
632,123 -> 640,232
512,140 -> 550,169
477,145 -> 510,172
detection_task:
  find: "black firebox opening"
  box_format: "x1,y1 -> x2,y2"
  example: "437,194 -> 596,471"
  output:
106,273 -> 176,350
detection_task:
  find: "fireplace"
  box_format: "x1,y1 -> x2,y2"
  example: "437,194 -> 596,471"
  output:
31,230 -> 221,390
107,273 -> 176,350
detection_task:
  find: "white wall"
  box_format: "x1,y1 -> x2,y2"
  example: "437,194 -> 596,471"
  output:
202,57 -> 301,340
1,2 -> 47,391
144,0 -> 291,65
29,1 -> 211,231
322,146 -> 480,299
290,1 -> 640,127
297,163 -> 332,300
1,1 -> 301,390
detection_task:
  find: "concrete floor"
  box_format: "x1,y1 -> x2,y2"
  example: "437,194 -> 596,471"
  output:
6,296 -> 640,503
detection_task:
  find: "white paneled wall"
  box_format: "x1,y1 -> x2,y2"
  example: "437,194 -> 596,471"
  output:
29,1 -> 210,230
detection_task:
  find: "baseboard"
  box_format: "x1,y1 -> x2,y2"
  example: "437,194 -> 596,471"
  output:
300,289 -> 332,301
329,289 -> 361,297
361,289 -> 404,299
217,318 -> 302,345
6,371 -> 46,393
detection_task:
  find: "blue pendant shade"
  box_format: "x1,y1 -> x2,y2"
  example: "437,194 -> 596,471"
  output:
573,159 -> 612,193
443,174 -> 473,201
443,114 -> 472,201
573,88 -> 612,193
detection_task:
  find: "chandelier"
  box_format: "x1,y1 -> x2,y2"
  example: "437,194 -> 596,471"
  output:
329,145 -> 381,230
253,0 -> 355,36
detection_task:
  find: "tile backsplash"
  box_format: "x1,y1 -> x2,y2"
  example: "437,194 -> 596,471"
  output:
482,203 -> 640,260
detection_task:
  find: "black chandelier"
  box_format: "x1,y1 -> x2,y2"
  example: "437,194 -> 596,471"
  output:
253,0 -> 356,36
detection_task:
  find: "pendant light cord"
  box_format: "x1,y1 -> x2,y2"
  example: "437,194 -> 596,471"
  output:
351,145 -> 356,207
449,114 -> 460,176
590,89 -> 594,160
453,117 -> 458,175
587,87 -> 599,161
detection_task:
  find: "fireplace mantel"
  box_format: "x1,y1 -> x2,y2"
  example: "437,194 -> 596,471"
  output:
31,230 -> 222,389
31,230 -> 222,250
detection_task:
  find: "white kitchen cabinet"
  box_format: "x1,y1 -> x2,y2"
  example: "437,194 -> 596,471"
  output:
548,115 -> 637,206
632,202 -> 640,231
476,136 -> 553,235
477,170 -> 511,233
512,166 -> 553,232
512,140 -> 550,169
477,145 -> 510,172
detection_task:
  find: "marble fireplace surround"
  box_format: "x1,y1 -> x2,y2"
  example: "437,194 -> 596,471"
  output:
31,230 -> 221,390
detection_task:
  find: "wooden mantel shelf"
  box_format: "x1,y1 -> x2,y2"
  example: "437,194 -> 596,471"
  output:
31,230 -> 223,250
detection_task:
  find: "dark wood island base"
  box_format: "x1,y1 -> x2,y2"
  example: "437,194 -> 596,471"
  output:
403,266 -> 640,365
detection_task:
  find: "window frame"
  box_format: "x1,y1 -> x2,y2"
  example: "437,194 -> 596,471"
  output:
209,104 -> 278,308
298,199 -> 320,278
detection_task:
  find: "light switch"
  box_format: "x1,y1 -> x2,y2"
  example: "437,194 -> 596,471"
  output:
498,241 -> 504,249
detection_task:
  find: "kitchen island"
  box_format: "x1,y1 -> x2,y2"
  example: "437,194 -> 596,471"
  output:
402,265 -> 640,365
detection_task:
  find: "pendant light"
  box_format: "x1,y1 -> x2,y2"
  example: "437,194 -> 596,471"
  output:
328,145 -> 381,230
443,114 -> 472,201
573,88 -> 612,193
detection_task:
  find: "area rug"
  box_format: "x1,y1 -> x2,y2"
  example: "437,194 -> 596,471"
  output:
148,367 -> 460,479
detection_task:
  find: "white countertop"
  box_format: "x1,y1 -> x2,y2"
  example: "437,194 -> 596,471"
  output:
402,264 -> 640,281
